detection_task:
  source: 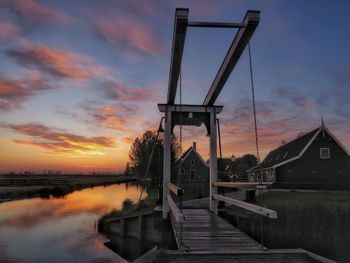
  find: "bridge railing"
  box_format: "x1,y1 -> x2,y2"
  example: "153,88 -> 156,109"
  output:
212,182 -> 277,247
166,182 -> 185,250
212,182 -> 277,219
166,182 -> 184,223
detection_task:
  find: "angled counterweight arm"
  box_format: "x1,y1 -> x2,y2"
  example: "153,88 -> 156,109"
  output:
167,8 -> 188,105
203,10 -> 260,106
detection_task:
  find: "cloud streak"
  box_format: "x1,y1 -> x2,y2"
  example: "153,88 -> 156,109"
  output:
82,101 -> 137,131
0,76 -> 52,111
93,15 -> 163,56
0,0 -> 70,28
101,80 -> 154,101
0,21 -> 20,43
6,44 -> 95,80
3,123 -> 115,156
275,86 -> 314,109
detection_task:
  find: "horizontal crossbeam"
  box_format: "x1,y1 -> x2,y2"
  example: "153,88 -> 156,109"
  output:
213,194 -> 277,219
158,104 -> 223,113
188,21 -> 245,28
203,10 -> 260,106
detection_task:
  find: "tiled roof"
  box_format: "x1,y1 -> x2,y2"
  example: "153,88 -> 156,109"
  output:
251,127 -> 321,170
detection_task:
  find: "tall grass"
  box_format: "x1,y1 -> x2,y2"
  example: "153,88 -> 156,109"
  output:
256,191 -> 350,262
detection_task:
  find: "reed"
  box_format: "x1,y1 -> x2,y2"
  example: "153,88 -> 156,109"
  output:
256,191 -> 350,261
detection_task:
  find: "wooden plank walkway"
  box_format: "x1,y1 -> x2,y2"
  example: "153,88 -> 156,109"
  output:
170,209 -> 264,252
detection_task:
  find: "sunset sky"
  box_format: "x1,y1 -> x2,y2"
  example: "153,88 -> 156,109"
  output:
0,0 -> 349,173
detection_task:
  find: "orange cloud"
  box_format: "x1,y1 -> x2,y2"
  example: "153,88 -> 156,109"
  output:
6,44 -> 94,79
3,123 -> 115,156
93,15 -> 163,55
80,102 -> 138,131
0,21 -> 20,43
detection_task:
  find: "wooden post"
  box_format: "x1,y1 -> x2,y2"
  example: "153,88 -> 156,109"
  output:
163,110 -> 172,219
137,215 -> 143,240
120,219 -> 125,237
209,110 -> 218,214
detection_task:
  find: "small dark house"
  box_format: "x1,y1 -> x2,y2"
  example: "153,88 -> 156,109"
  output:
248,123 -> 350,190
172,142 -> 209,199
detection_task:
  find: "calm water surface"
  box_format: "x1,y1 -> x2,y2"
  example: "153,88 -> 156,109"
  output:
0,183 -> 144,263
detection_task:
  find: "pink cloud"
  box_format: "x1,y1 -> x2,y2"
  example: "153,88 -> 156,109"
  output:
0,76 -> 51,111
82,102 -> 137,131
0,21 -> 20,43
102,81 -> 154,101
0,0 -> 70,26
293,98 -> 313,108
93,16 -> 163,55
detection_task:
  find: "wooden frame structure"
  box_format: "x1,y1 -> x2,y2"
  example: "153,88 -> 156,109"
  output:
160,8 -> 260,219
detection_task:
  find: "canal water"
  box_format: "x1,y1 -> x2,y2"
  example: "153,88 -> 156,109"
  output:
0,183 -> 144,263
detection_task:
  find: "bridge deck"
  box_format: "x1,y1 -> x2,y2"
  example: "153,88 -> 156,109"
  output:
171,209 -> 264,252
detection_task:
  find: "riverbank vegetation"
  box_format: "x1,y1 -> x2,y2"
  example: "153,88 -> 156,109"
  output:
98,189 -> 159,233
0,174 -> 136,202
226,191 -> 350,262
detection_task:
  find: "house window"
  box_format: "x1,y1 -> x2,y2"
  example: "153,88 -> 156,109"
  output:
190,169 -> 195,180
320,148 -> 330,159
181,168 -> 185,174
191,159 -> 195,166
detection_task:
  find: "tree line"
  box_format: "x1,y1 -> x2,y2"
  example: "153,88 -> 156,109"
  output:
125,130 -> 257,183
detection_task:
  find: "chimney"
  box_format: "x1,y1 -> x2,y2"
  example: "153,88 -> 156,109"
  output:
193,142 -> 196,150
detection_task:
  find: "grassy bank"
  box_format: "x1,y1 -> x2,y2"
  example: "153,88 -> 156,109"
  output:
251,191 -> 350,262
98,189 -> 159,234
0,174 -> 137,202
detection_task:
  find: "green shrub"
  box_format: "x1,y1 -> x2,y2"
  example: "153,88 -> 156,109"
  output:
122,199 -> 134,210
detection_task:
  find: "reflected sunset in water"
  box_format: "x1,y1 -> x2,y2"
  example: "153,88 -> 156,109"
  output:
0,183 -> 144,262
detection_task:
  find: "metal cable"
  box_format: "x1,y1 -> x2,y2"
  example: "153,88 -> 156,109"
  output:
248,42 -> 260,165
179,67 -> 183,157
138,118 -> 162,202
249,42 -> 265,247
179,67 -> 183,250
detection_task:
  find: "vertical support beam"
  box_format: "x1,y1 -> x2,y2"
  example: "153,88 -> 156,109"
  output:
162,110 -> 172,218
209,110 -> 218,214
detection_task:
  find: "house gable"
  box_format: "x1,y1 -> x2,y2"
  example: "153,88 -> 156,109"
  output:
175,146 -> 208,168
252,124 -> 350,171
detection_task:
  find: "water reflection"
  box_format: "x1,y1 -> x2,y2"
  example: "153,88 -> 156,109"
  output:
0,183 -> 144,263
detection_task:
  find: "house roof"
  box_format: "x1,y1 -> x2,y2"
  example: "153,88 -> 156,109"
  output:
249,124 -> 350,171
175,146 -> 208,168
